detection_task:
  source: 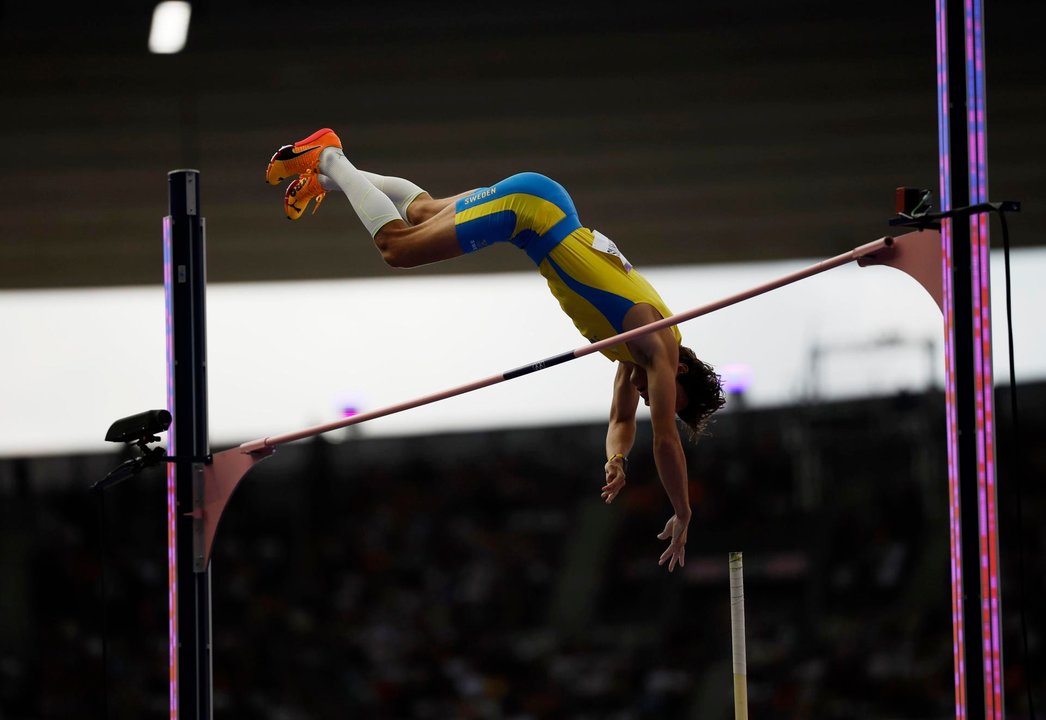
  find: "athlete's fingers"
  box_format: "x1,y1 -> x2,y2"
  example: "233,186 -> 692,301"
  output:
601,474 -> 626,503
656,515 -> 689,572
659,543 -> 677,570
656,517 -> 674,541
660,543 -> 682,572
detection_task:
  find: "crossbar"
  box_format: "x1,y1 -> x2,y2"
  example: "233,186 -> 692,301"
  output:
237,236 -> 893,454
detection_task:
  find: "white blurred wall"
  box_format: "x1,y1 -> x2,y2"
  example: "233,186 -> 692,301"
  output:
1,248 -> 1042,457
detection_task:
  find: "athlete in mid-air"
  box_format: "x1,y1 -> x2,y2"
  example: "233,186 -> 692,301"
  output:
265,128 -> 725,572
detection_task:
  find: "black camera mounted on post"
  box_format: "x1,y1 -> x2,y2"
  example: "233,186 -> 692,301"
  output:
93,409 -> 173,491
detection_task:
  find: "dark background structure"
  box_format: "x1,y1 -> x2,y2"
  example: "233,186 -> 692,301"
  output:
1,1 -> 1043,718
0,0 -> 1042,290
3,387 -> 1044,718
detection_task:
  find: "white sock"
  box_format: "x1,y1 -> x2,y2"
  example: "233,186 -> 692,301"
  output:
317,148 -> 401,237
318,170 -> 426,223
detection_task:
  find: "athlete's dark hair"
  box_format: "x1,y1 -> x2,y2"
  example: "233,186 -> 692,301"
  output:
675,345 -> 726,440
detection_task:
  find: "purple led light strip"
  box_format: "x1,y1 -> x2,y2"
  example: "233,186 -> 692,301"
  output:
163,217 -> 179,720
965,0 -> 1004,715
936,1 -> 967,716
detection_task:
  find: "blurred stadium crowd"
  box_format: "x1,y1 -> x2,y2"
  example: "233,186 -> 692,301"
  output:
1,387 -> 1042,719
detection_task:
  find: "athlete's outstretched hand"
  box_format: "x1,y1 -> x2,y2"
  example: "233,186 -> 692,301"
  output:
657,514 -> 689,572
601,456 -> 627,504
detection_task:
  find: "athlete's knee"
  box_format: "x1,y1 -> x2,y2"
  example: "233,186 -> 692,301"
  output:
374,238 -> 411,268
373,225 -> 414,268
406,196 -> 439,225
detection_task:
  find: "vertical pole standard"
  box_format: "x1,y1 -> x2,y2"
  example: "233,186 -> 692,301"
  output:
937,1 -> 1003,718
729,552 -> 748,720
165,169 -> 213,720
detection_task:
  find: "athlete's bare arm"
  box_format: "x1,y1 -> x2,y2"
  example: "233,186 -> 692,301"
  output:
644,337 -> 690,572
624,305 -> 690,572
603,362 -> 639,504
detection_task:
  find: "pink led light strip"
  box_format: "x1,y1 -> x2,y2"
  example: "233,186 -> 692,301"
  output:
964,0 -> 1004,715
936,1 -> 967,715
163,217 -> 179,720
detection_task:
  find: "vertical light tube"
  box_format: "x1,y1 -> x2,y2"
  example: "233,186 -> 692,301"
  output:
163,216 -> 179,719
936,2 -> 967,716
964,0 -> 1004,716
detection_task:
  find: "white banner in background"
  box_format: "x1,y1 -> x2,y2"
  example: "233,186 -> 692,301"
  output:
1,249 -> 1042,457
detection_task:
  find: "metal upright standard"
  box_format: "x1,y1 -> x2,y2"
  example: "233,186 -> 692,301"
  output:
165,169 -> 213,719
937,1 -> 1004,717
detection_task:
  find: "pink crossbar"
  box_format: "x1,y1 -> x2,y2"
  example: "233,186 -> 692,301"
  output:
237,236 -> 895,454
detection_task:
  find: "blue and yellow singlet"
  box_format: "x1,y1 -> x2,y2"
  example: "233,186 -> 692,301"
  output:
454,172 -> 681,363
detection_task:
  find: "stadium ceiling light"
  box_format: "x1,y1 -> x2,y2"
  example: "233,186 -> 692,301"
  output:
148,1 -> 192,54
